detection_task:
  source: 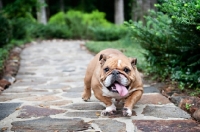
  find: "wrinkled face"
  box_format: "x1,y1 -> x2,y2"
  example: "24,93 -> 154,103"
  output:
99,54 -> 137,97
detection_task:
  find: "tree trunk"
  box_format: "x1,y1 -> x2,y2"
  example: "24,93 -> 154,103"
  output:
131,0 -> 143,22
143,0 -> 151,15
150,0 -> 157,11
114,0 -> 124,25
46,0 -> 50,20
131,0 -> 157,22
0,0 -> 3,10
60,0 -> 64,12
142,0 -> 151,24
37,0 -> 47,25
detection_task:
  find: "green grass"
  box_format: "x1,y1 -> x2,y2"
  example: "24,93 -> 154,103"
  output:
85,38 -> 147,71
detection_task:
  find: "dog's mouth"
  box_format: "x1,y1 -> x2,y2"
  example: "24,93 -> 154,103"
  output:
108,82 -> 129,97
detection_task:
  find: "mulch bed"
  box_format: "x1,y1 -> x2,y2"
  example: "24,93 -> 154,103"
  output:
159,83 -> 200,122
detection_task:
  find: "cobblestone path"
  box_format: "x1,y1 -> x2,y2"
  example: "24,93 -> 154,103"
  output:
0,40 -> 199,132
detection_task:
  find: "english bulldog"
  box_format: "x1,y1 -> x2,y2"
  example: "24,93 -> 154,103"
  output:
82,49 -> 143,116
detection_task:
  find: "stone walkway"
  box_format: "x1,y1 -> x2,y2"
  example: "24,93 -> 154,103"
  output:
0,40 -> 199,132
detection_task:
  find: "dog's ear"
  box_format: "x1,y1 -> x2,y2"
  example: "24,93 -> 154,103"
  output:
99,54 -> 107,65
130,58 -> 137,67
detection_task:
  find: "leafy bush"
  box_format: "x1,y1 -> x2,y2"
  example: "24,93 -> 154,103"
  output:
48,12 -> 66,25
42,24 -> 71,39
126,0 -> 200,91
64,10 -> 89,39
0,48 -> 9,71
0,14 -> 12,47
11,18 -> 31,40
3,0 -> 39,20
90,25 -> 127,41
125,11 -> 178,79
156,0 -> 200,30
48,10 -> 126,40
64,10 -> 113,39
82,10 -> 111,27
30,23 -> 71,39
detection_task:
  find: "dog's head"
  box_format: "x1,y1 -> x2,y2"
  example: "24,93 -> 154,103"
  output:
99,53 -> 137,97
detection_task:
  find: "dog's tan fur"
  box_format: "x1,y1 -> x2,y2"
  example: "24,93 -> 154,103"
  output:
82,49 -> 143,116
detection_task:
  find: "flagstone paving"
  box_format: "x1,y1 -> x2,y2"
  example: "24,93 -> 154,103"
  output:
0,40 -> 199,132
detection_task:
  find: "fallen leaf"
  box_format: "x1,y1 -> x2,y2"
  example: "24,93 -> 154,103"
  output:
16,107 -> 20,110
1,127 -> 8,131
96,112 -> 100,116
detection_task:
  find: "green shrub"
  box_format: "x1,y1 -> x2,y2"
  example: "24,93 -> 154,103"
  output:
0,48 -> 9,71
30,23 -> 71,39
65,10 -> 89,39
82,10 -> 112,27
48,12 -> 66,25
3,0 -> 39,19
28,23 -> 44,38
156,0 -> 200,90
48,10 -> 124,40
43,24 -> 71,39
11,18 -> 31,40
126,0 -> 200,91
90,25 -> 127,41
155,0 -> 200,30
0,14 -> 12,47
125,11 -> 178,79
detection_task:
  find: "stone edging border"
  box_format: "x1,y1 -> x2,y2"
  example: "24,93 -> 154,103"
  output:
0,42 -> 33,93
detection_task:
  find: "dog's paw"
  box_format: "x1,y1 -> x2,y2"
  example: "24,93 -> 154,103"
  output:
101,103 -> 116,116
101,110 -> 117,116
82,92 -> 91,101
122,107 -> 132,116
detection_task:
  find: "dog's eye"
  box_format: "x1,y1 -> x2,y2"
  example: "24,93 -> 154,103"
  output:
104,67 -> 109,72
124,67 -> 130,73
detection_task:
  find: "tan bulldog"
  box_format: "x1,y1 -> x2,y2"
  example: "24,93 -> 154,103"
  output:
82,49 -> 143,116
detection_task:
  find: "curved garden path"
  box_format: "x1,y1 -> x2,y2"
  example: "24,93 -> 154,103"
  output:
0,40 -> 199,132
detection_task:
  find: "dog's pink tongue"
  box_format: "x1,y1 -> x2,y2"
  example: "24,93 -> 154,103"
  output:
114,83 -> 128,97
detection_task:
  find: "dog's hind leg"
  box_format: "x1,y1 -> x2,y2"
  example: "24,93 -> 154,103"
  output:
82,70 -> 92,101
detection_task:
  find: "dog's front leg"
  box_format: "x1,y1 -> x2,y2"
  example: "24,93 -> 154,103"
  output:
92,87 -> 116,116
123,90 -> 143,116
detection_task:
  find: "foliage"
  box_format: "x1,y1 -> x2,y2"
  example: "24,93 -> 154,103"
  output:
81,10 -> 111,27
0,48 -> 9,71
85,38 -> 147,71
64,10 -> 113,39
90,26 -> 127,41
125,11 -> 178,79
126,0 -> 200,92
48,10 -> 127,40
155,0 -> 200,30
29,23 -> 71,39
185,103 -> 192,110
48,12 -> 66,25
10,18 -> 31,40
64,10 -> 89,39
0,40 -> 27,72
3,0 -> 39,20
0,14 -> 12,47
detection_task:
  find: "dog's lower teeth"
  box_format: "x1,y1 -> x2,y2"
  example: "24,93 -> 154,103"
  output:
111,86 -> 116,90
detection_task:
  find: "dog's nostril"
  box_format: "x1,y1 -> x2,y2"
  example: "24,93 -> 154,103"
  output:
112,70 -> 119,75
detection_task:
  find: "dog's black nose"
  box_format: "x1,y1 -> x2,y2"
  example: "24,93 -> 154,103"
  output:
112,70 -> 119,76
